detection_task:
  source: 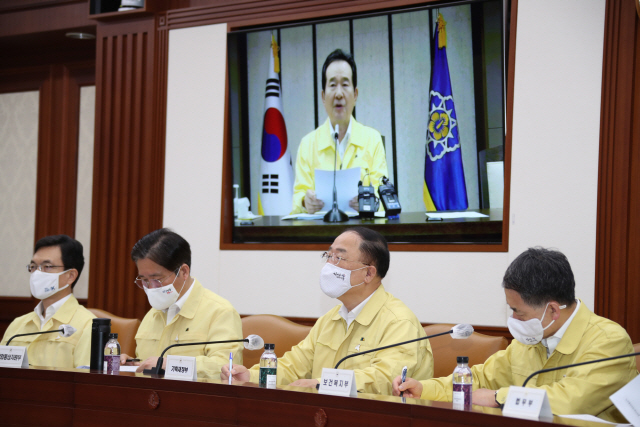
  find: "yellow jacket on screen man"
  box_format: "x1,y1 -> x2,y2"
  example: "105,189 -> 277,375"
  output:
249,285 -> 433,395
135,279 -> 243,378
291,117 -> 389,214
0,295 -> 94,368
420,302 -> 637,423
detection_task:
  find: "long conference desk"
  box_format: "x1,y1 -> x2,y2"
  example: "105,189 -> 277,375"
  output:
0,366 -> 608,427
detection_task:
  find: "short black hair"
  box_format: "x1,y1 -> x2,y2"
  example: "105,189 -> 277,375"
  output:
502,247 -> 576,307
131,228 -> 191,272
322,49 -> 357,91
34,235 -> 84,289
346,226 -> 389,279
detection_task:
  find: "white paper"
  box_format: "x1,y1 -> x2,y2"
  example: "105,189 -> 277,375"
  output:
557,414 -> 631,426
487,161 -> 504,208
315,168 -> 361,215
611,375 -> 640,426
425,212 -> 489,219
119,365 -> 139,372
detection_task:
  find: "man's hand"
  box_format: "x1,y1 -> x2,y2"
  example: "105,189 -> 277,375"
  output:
392,375 -> 423,398
135,356 -> 165,373
472,388 -> 499,407
119,353 -> 140,366
289,379 -> 319,389
304,190 -> 324,214
349,196 -> 358,211
221,363 -> 251,382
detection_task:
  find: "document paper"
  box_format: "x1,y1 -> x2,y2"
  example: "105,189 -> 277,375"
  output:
315,168 -> 361,215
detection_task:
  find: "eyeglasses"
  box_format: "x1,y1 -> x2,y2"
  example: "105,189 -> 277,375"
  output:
27,263 -> 65,273
321,252 -> 369,266
134,268 -> 180,289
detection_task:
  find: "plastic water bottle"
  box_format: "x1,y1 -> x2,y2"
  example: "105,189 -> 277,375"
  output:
259,343 -> 277,388
452,356 -> 472,409
104,333 -> 121,375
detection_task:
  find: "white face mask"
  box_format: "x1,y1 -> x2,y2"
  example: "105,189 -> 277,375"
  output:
319,262 -> 366,299
507,302 -> 566,345
30,270 -> 70,300
143,270 -> 186,311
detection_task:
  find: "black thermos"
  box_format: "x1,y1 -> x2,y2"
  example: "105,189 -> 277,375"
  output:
90,318 -> 112,371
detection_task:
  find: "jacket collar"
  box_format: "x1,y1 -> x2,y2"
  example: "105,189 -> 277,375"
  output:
331,284 -> 386,326
317,117 -> 364,152
173,279 -> 203,320
554,299 -> 589,355
51,294 -> 80,325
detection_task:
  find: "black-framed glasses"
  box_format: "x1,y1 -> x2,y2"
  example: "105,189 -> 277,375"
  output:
27,263 -> 65,273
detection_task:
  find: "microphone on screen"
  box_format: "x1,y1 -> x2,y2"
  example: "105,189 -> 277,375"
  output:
334,324 -> 474,369
145,334 -> 265,375
522,351 -> 640,387
6,324 -> 77,346
323,123 -> 348,223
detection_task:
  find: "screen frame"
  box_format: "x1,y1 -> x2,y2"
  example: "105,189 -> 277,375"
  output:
219,0 -> 516,252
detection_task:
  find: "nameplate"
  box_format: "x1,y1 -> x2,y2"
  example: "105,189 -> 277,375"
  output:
0,346 -> 29,368
610,375 -> 640,426
318,368 -> 357,397
164,355 -> 197,381
502,386 -> 553,420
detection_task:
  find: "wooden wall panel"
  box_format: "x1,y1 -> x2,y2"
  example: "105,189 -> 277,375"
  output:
595,0 -> 640,343
87,17 -> 166,320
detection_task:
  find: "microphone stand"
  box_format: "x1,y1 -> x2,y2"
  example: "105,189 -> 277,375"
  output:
323,124 -> 348,223
334,329 -> 453,369
522,351 -> 640,387
6,328 -> 65,345
146,338 -> 250,375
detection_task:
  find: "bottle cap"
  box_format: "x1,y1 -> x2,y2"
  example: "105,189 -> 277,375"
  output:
457,356 -> 469,364
109,333 -> 118,339
264,343 -> 275,350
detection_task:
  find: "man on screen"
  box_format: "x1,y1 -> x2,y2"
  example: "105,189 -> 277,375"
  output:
393,247 -> 637,423
222,227 -> 432,395
291,49 -> 389,214
1,235 -> 94,368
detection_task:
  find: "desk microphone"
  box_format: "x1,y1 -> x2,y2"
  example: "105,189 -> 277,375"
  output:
145,334 -> 265,375
521,351 -> 640,387
334,324 -> 474,369
6,324 -> 77,345
323,123 -> 348,223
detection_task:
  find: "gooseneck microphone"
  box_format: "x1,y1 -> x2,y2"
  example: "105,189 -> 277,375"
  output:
145,334 -> 265,375
6,324 -> 77,346
323,123 -> 348,223
334,324 -> 474,369
521,351 -> 640,387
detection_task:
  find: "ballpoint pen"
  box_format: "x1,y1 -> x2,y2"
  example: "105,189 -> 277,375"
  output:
400,365 -> 408,397
228,352 -> 233,385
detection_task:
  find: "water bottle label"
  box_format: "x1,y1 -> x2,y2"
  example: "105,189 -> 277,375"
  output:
259,367 -> 277,387
104,355 -> 120,375
266,374 -> 276,389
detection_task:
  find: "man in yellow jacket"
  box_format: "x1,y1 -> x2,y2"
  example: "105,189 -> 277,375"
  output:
393,247 -> 637,423
223,227 -> 432,395
1,235 -> 94,368
291,49 -> 389,214
120,228 -> 243,378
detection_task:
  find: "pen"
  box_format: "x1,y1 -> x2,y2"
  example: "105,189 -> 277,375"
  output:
400,365 -> 408,397
228,352 -> 233,385
126,358 -> 140,363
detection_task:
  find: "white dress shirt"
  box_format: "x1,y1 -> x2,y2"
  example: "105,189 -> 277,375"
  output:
165,278 -> 195,325
35,294 -> 72,330
339,291 -> 374,330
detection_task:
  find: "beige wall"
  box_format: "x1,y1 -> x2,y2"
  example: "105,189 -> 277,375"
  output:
163,0 -> 606,327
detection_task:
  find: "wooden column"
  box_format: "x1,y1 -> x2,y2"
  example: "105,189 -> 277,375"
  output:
87,15 -> 168,320
595,0 -> 640,342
